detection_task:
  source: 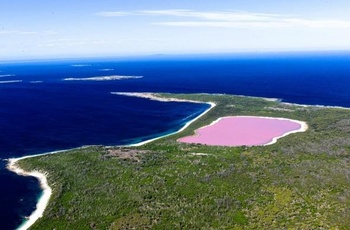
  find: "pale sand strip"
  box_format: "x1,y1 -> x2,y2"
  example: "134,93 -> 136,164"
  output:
6,147 -> 92,230
260,117 -> 308,146
112,92 -> 216,146
7,158 -> 51,230
111,92 -> 205,103
6,93 -> 215,230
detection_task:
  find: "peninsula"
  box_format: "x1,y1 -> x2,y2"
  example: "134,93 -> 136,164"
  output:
9,93 -> 350,229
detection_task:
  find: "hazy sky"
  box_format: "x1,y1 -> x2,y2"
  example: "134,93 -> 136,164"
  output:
1,0 -> 350,60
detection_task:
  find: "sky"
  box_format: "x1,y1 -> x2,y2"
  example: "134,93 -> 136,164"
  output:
1,0 -> 350,60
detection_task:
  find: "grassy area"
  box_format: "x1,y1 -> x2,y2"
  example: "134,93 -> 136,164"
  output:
18,94 -> 350,229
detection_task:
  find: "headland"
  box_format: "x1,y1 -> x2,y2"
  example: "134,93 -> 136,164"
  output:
8,93 -> 350,229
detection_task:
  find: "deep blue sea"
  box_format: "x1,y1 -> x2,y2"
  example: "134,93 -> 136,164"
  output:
1,52 -> 350,229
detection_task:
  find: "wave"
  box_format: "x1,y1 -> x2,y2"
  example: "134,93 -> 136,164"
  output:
0,74 -> 15,77
30,81 -> 43,84
98,69 -> 114,71
0,80 -> 22,84
71,64 -> 92,67
63,75 -> 143,81
182,111 -> 199,121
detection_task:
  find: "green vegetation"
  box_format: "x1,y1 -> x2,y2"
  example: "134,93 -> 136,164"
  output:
18,94 -> 350,229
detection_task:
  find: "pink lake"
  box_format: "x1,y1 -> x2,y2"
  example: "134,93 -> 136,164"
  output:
177,116 -> 307,147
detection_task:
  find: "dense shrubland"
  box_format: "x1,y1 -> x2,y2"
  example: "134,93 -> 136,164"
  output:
19,94 -> 350,229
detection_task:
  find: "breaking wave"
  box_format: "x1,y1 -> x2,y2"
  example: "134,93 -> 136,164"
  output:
71,64 -> 92,67
98,69 -> 114,71
63,75 -> 143,81
0,80 -> 22,84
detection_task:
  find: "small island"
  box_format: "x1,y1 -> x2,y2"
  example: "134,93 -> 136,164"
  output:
9,93 -> 350,229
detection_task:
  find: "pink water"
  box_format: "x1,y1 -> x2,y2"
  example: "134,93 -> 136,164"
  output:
178,116 -> 302,146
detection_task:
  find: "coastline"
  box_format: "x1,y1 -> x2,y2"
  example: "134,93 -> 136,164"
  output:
6,93 -> 215,230
5,92 -> 338,229
112,92 -> 216,147
281,101 -> 350,110
7,158 -> 51,230
111,92 -> 208,104
130,100 -> 215,147
6,146 -> 93,230
114,92 -> 350,110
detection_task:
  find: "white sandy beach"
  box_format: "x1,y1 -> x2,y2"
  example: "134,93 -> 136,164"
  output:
6,147 -> 91,230
7,155 -> 52,230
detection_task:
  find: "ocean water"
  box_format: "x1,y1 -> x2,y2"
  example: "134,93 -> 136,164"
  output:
1,52 -> 350,229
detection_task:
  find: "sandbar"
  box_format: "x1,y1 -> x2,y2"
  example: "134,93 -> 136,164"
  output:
178,116 -> 308,147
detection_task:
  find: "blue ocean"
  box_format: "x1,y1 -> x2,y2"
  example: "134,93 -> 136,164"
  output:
1,52 -> 350,229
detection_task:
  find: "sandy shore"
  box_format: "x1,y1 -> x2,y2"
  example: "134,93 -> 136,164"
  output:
111,92 -> 206,104
178,116 -> 308,147
6,147 -> 91,230
7,155 -> 52,230
113,92 -> 216,146
6,93 -> 214,230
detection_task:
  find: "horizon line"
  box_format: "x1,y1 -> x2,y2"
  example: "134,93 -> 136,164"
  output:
1,49 -> 350,63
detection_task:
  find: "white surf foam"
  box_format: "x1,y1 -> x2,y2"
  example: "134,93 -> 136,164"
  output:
63,75 -> 143,81
0,80 -> 22,84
